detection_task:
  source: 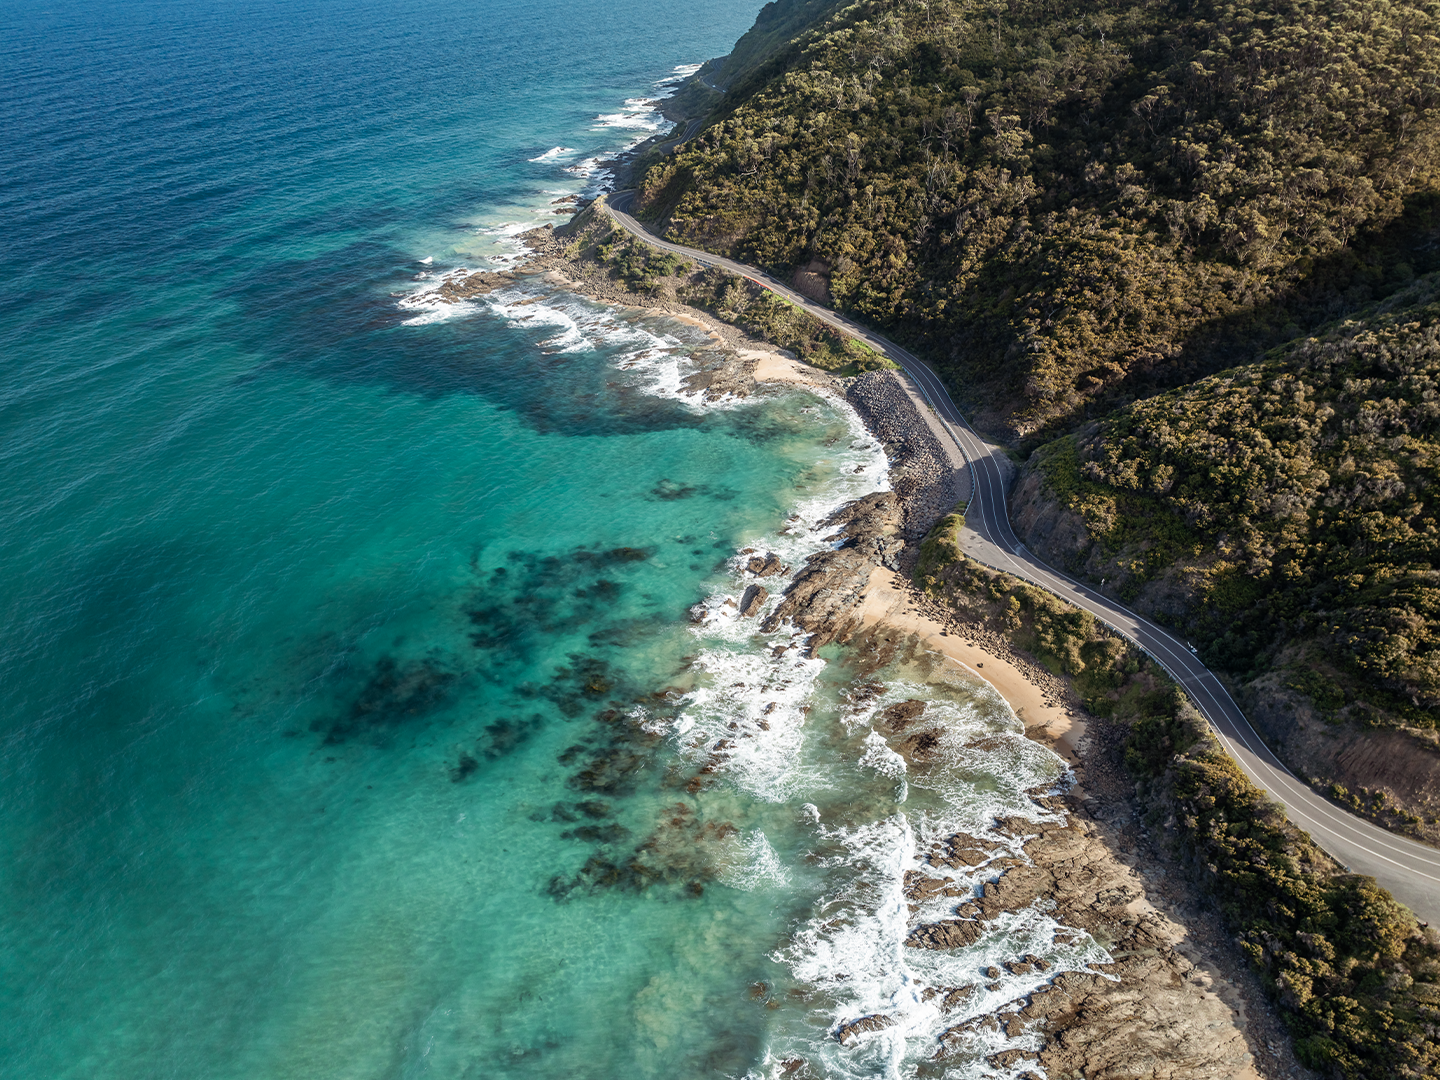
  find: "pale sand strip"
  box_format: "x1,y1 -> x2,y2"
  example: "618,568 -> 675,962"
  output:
663,310 -> 831,386
749,349 -> 825,385
857,565 -> 1087,763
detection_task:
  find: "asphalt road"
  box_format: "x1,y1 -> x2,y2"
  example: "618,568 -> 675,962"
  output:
651,116 -> 704,156
602,189 -> 1440,922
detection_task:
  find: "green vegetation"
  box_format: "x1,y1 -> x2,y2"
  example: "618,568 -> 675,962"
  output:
633,0 -> 1440,1070
1131,719 -> 1440,1080
638,0 -> 1440,433
677,267 -> 895,372
913,509 -> 965,580
924,555 -> 1440,1080
1031,274 -> 1440,728
563,214 -> 895,373
594,236 -> 692,291
708,0 -> 854,94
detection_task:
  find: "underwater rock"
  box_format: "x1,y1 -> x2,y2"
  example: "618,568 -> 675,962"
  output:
876,698 -> 926,733
570,747 -> 648,796
650,478 -> 699,500
450,752 -> 478,782
560,823 -> 630,845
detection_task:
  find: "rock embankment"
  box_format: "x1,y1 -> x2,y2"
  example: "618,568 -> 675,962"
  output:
847,370 -> 960,544
751,368 -> 966,656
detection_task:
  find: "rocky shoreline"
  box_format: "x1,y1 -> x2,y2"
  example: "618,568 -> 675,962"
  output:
492,221 -> 1308,1077
742,373 -> 1302,1078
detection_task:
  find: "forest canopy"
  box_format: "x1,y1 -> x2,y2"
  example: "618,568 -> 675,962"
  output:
1031,273 -> 1440,725
638,0 -> 1440,434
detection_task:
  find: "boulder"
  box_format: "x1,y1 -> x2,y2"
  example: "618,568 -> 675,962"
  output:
739,584 -> 769,617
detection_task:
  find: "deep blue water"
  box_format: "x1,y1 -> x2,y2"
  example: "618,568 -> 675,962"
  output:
0,3 -> 1086,1077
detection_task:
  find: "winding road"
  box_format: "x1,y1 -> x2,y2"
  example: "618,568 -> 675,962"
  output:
603,188 -> 1440,923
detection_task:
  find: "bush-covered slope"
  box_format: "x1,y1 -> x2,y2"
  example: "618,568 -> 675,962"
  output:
1016,273 -> 1440,829
639,0 -> 1440,433
1028,276 -> 1440,707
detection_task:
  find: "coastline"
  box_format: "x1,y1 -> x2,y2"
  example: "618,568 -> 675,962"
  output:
503,209 -> 1317,1077
516,227 -> 1077,742
852,564 -> 1085,762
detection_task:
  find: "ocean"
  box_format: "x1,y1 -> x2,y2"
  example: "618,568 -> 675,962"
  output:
0,2 -> 1093,1076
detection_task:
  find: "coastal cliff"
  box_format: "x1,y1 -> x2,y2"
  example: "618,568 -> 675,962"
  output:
600,7 -> 1440,1073
501,11 -> 1440,1056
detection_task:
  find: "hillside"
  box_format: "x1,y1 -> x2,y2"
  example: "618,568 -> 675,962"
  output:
1014,273 -> 1440,840
630,0 -> 1440,831
637,0 -> 1440,436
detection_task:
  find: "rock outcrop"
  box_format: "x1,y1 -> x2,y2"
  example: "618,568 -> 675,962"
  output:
432,269 -> 514,301
738,584 -> 769,617
905,795 -> 1260,1079
760,492 -> 904,652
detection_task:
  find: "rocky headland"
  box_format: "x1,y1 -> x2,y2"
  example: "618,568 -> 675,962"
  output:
491,215 -> 1312,1077
738,365 -> 1308,1079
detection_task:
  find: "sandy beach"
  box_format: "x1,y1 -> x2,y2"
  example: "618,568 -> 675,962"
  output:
855,565 -> 1086,762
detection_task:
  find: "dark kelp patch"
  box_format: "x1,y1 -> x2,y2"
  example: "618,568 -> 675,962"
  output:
463,548 -> 655,656
544,800 -> 740,903
317,655 -> 457,745
449,713 -> 546,781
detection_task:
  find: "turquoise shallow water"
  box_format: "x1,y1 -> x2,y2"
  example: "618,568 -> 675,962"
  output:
0,2 -> 1095,1076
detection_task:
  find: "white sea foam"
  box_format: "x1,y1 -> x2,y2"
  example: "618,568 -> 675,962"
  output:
720,830 -> 792,891
764,797 -> 1113,1080
752,673 -> 1099,1078
395,266 -> 482,326
398,59 -> 713,324
632,376 -> 891,803
655,63 -> 703,86
593,98 -> 666,131
528,146 -> 577,163
859,731 -> 908,780
485,290 -> 594,352
561,155 -> 617,198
